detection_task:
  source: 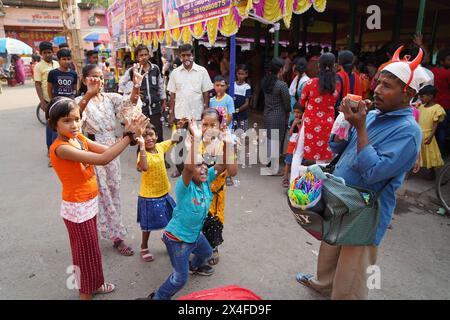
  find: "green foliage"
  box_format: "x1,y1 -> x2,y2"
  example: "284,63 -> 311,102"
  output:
80,0 -> 113,9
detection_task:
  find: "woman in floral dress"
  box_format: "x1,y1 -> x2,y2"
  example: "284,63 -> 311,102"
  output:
299,53 -> 342,163
76,64 -> 143,256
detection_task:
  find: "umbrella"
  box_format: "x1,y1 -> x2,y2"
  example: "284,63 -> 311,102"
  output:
0,37 -> 33,55
53,36 -> 67,46
83,32 -> 111,43
95,44 -> 111,52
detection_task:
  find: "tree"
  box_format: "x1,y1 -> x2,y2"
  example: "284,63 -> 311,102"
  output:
80,0 -> 113,9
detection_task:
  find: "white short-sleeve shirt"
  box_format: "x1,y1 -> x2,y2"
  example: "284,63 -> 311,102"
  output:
167,63 -> 213,120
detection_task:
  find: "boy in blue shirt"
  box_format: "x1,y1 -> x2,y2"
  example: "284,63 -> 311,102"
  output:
47,49 -> 78,99
139,119 -> 237,300
209,75 -> 235,128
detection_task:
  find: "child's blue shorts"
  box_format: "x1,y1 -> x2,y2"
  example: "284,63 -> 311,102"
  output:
284,154 -> 293,165
137,194 -> 175,231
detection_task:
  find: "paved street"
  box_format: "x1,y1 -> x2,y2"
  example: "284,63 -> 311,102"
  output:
0,82 -> 449,300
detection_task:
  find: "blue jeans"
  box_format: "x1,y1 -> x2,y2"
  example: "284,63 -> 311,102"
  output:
154,233 -> 212,300
46,122 -> 57,151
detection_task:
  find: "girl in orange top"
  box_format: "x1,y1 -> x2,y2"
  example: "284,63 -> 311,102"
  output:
47,80 -> 148,299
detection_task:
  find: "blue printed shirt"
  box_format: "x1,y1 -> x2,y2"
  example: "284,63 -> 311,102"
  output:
329,108 -> 421,245
209,94 -> 235,128
165,167 -> 217,243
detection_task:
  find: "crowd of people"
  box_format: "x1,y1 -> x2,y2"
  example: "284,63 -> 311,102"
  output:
32,35 -> 450,300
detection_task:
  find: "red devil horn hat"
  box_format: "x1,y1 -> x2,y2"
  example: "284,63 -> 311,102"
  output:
390,45 -> 424,91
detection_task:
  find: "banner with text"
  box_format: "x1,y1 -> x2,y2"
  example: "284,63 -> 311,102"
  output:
140,0 -> 165,30
107,0 -> 127,48
163,0 -> 231,29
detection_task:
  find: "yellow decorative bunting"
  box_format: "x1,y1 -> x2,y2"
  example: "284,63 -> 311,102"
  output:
143,32 -> 149,46
157,31 -> 164,43
313,0 -> 327,13
219,13 -> 239,37
207,18 -> 219,46
236,0 -> 253,18
192,22 -> 206,39
181,26 -> 192,44
170,28 -> 181,42
165,30 -> 172,46
262,0 -> 284,23
283,0 -> 294,28
294,0 -> 312,14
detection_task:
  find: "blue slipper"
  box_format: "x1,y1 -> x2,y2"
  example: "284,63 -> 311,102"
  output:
296,272 -> 314,286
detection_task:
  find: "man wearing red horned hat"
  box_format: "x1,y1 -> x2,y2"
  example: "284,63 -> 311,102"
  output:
295,46 -> 431,299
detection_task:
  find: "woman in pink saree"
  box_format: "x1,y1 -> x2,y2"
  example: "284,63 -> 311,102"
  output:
12,55 -> 25,85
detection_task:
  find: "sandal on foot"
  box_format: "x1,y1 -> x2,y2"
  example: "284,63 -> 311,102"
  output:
94,282 -> 115,295
140,248 -> 154,262
295,272 -> 314,287
208,249 -> 220,265
282,177 -> 290,188
113,239 -> 134,256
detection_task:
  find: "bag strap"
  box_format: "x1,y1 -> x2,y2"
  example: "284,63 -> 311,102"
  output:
309,163 -> 395,200
325,153 -> 342,170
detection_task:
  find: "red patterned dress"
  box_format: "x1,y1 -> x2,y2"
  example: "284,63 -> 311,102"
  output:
300,78 -> 341,161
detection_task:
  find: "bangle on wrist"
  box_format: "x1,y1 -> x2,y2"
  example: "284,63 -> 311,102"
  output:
123,131 -> 137,146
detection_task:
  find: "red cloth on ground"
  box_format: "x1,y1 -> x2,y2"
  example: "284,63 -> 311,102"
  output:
177,285 -> 262,300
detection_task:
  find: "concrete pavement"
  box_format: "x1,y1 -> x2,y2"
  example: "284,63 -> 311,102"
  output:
0,82 -> 449,300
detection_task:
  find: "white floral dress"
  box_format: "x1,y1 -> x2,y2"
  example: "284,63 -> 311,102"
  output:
75,93 -> 141,241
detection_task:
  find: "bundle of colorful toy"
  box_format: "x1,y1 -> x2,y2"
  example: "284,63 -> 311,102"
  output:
288,171 -> 323,210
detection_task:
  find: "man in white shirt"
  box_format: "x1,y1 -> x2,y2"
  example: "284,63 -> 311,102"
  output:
166,44 -> 213,177
167,44 -> 213,124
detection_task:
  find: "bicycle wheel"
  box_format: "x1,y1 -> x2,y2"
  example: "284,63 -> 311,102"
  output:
436,162 -> 450,212
36,104 -> 46,126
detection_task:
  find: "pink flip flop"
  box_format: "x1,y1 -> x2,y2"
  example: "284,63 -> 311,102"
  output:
140,248 -> 154,262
